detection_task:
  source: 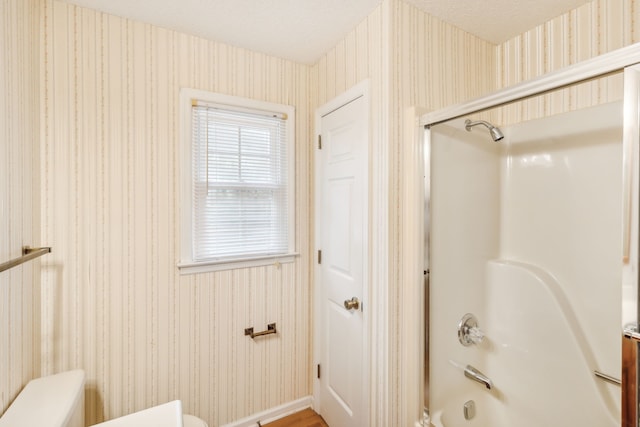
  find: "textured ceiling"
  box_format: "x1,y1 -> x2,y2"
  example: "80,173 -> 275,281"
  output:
403,0 -> 594,45
59,0 -> 595,64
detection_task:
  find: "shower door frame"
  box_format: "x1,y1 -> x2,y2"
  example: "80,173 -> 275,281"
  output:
418,42 -> 640,426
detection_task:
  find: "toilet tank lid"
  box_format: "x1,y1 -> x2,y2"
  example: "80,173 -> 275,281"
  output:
0,370 -> 86,427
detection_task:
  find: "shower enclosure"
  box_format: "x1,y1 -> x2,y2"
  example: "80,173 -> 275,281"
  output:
420,45 -> 640,427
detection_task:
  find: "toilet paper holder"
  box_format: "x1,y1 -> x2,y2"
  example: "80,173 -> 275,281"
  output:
245,323 -> 277,339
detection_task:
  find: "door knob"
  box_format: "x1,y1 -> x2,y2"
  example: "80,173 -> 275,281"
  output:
344,297 -> 360,311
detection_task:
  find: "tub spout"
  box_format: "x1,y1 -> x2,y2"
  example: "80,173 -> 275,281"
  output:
464,365 -> 493,390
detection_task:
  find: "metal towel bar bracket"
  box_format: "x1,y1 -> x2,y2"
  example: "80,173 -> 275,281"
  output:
0,246 -> 52,274
245,323 -> 277,339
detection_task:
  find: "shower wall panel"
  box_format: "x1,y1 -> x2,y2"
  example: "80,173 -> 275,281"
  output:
500,102 -> 623,411
429,120 -> 500,421
429,102 -> 624,427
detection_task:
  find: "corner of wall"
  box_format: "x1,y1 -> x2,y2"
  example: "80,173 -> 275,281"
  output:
0,0 -> 43,414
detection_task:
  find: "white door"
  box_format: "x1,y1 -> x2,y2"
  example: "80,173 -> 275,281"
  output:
316,94 -> 368,427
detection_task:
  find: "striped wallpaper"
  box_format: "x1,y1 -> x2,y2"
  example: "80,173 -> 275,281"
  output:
497,0 -> 640,124
312,4 -> 391,425
313,1 -> 497,425
42,1 -> 312,425
2,0 -> 640,426
0,0 -> 42,415
391,3 -> 496,425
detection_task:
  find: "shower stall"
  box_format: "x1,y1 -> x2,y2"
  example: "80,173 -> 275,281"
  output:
420,45 -> 640,427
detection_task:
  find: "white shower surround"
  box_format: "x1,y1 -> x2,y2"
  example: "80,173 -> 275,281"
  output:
428,101 -> 623,426
432,258 -> 620,427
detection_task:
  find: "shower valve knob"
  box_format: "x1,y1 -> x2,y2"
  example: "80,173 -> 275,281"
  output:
458,313 -> 485,346
467,326 -> 485,344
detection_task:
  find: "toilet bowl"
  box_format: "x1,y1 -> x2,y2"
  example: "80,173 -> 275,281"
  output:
90,400 -> 208,427
184,413 -> 208,427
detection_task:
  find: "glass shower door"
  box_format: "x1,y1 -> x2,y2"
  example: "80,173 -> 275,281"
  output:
427,81 -> 627,427
622,63 -> 640,427
422,45 -> 640,427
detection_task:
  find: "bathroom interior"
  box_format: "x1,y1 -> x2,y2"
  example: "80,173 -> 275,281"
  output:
3,0 -> 640,426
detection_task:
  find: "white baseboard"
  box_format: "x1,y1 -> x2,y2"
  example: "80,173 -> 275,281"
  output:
221,396 -> 313,427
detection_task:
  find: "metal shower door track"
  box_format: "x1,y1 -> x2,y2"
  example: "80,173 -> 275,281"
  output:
420,43 -> 640,128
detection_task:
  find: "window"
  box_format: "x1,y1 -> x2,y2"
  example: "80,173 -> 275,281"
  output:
179,89 -> 295,273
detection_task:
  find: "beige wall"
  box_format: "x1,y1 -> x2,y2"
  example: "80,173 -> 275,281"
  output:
0,0 -> 42,414
312,1 -> 496,425
42,1 -> 312,425
3,0 -> 640,426
497,0 -> 640,124
312,4 -> 392,425
394,0 -> 640,423
391,2 -> 496,425
499,0 -> 640,86
38,0 -> 493,423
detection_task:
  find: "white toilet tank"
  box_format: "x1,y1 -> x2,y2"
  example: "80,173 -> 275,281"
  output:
0,370 -> 85,427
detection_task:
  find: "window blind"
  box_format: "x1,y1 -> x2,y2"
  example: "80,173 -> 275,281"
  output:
191,105 -> 289,261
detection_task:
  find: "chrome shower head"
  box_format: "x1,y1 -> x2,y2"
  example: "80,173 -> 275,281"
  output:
464,119 -> 504,142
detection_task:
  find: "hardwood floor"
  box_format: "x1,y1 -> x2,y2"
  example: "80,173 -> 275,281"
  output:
262,408 -> 329,427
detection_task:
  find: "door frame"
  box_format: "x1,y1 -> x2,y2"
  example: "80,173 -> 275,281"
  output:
313,79 -> 370,424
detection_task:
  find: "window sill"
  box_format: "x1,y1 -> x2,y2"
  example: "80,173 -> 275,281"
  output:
177,253 -> 299,275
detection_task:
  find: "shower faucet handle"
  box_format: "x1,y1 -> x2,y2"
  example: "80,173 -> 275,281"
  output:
458,313 -> 485,346
467,326 -> 485,344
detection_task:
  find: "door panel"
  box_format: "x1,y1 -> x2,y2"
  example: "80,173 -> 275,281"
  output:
317,95 -> 367,427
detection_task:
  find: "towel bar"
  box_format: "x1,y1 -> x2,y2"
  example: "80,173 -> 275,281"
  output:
0,246 -> 51,274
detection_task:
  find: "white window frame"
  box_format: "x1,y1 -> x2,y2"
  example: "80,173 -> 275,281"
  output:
178,88 -> 296,274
